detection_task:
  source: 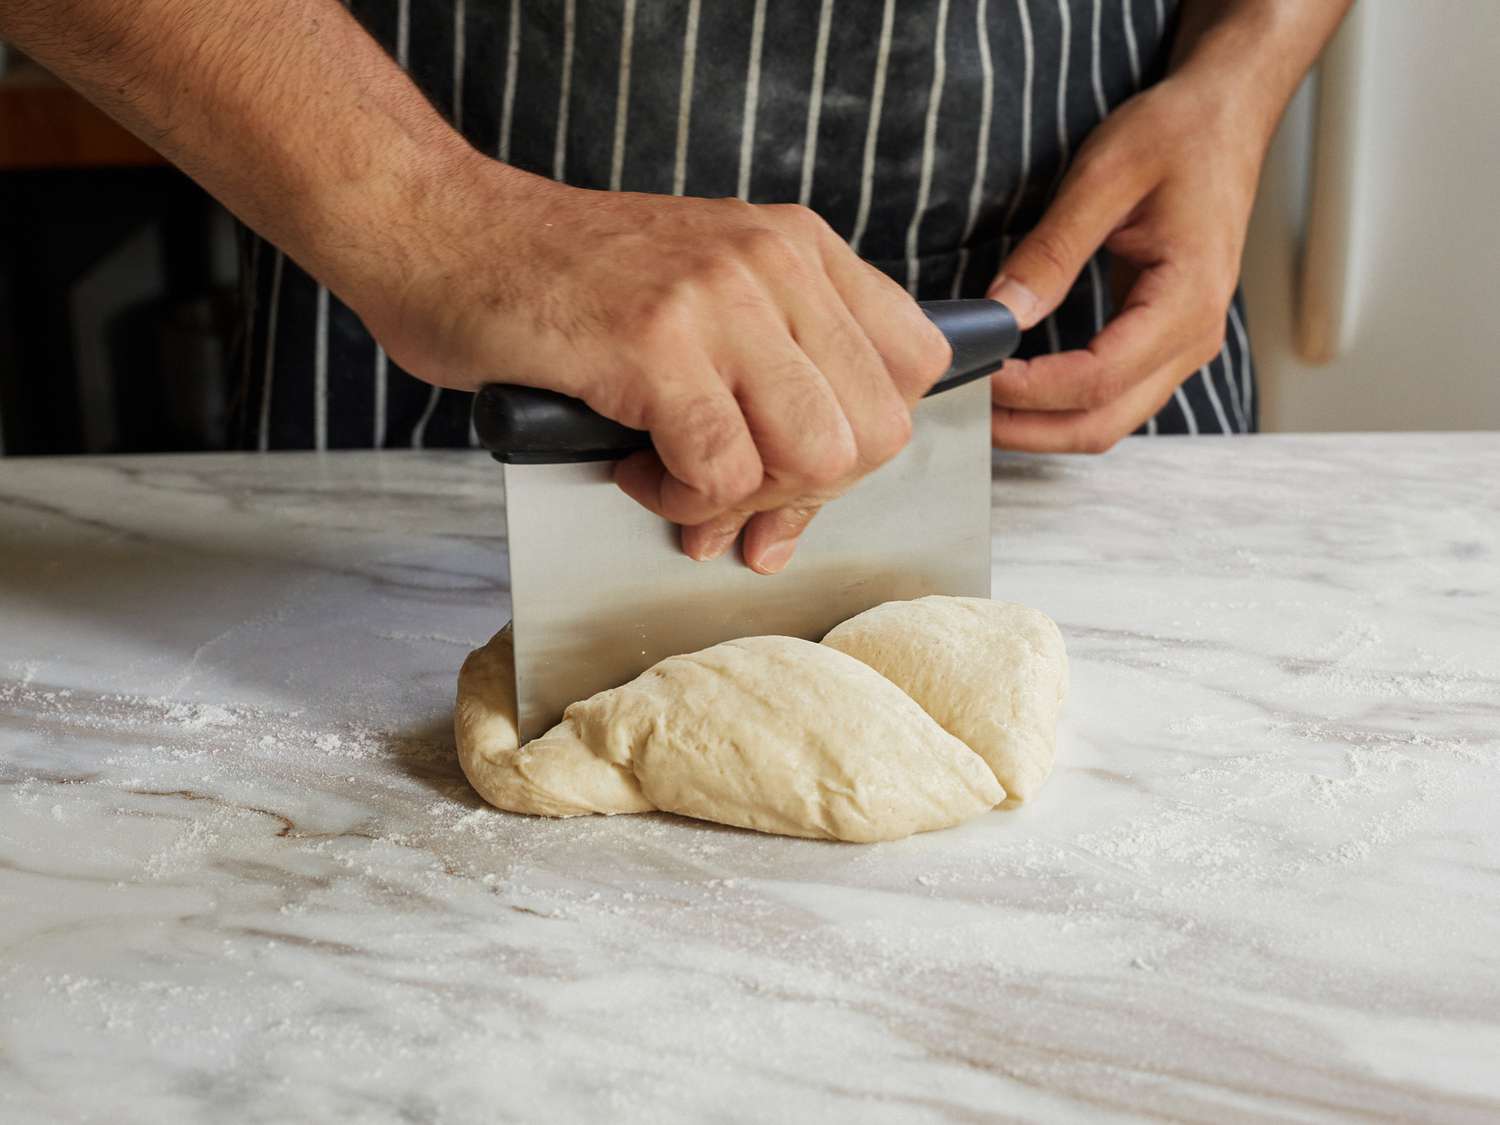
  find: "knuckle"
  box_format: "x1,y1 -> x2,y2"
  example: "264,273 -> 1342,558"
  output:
863,259 -> 916,300
710,195 -> 757,219
665,394 -> 758,503
768,202 -> 830,237
747,364 -> 853,487
733,225 -> 803,271
765,397 -> 858,488
862,403 -> 913,465
889,315 -> 953,396
712,459 -> 763,506
1022,228 -> 1077,282
1072,144 -> 1125,191
687,249 -> 749,290
625,288 -> 695,352
806,437 -> 859,486
916,324 -> 954,385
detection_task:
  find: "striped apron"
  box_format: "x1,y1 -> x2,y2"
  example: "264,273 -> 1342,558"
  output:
237,0 -> 1256,450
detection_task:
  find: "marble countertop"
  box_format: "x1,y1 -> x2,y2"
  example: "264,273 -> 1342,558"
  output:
2,435 -> 1497,1123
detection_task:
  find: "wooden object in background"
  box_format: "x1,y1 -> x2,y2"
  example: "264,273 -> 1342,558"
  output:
0,59 -> 165,170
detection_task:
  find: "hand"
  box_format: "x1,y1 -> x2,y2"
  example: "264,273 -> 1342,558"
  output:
986,73 -> 1267,452
6,0 -> 938,574
359,162 -> 951,574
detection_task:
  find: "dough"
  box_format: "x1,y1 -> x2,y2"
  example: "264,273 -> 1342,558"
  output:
822,597 -> 1068,804
455,624 -> 652,819
455,597 -> 1067,842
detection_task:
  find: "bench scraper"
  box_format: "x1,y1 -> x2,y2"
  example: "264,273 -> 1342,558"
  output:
474,298 -> 1019,742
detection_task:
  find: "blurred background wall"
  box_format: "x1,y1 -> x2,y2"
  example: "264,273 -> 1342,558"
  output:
1243,0 -> 1500,433
0,45 -> 239,456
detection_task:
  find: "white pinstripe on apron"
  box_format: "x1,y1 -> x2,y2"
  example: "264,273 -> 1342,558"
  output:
239,0 -> 1253,450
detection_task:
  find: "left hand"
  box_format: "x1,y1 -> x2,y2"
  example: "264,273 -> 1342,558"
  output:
986,73 -> 1267,452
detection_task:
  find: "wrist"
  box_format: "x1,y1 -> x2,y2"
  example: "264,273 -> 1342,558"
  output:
1166,58 -> 1284,163
1150,65 -> 1279,187
300,126 -> 493,313
323,143 -> 572,385
1168,1 -> 1350,156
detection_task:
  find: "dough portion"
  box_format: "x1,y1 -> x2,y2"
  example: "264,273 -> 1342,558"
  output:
456,624 -> 652,818
458,631 -> 1002,842
823,597 -> 1069,803
454,596 -> 1067,842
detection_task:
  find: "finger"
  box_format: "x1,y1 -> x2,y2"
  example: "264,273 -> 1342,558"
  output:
988,262 -> 1209,412
625,379 -> 765,526
812,230 -> 953,403
613,449 -> 669,515
740,503 -> 823,575
987,154 -> 1148,329
990,361 -> 1184,454
986,307 -> 1168,414
723,338 -> 858,505
614,459 -> 758,564
680,507 -> 752,562
769,271 -> 915,474
673,301 -> 880,564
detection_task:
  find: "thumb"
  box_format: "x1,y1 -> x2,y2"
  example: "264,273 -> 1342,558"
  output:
988,166 -> 1135,330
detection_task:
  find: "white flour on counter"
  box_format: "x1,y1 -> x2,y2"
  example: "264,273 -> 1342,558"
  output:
3,663 -> 1493,911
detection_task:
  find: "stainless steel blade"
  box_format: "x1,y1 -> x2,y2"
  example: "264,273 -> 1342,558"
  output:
502,376 -> 992,742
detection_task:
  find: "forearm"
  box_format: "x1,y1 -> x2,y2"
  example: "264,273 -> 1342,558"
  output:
0,0 -> 517,306
1171,0 -> 1353,151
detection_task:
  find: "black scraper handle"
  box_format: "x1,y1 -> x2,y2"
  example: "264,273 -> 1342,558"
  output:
473,298 -> 1019,465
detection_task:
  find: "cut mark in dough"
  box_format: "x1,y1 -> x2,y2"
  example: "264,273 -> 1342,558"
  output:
455,596 -> 1068,842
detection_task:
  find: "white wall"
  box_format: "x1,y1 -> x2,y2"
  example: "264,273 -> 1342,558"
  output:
1242,0 -> 1500,432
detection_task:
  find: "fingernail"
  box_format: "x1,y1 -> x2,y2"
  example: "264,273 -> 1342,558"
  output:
990,276 -> 1041,329
755,538 -> 797,574
700,527 -> 738,561
682,524 -> 728,561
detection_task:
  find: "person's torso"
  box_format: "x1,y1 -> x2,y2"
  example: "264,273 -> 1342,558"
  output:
242,0 -> 1256,452
364,0 -> 1180,294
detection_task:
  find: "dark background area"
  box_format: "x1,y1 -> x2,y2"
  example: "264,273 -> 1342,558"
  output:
0,47 -> 239,457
